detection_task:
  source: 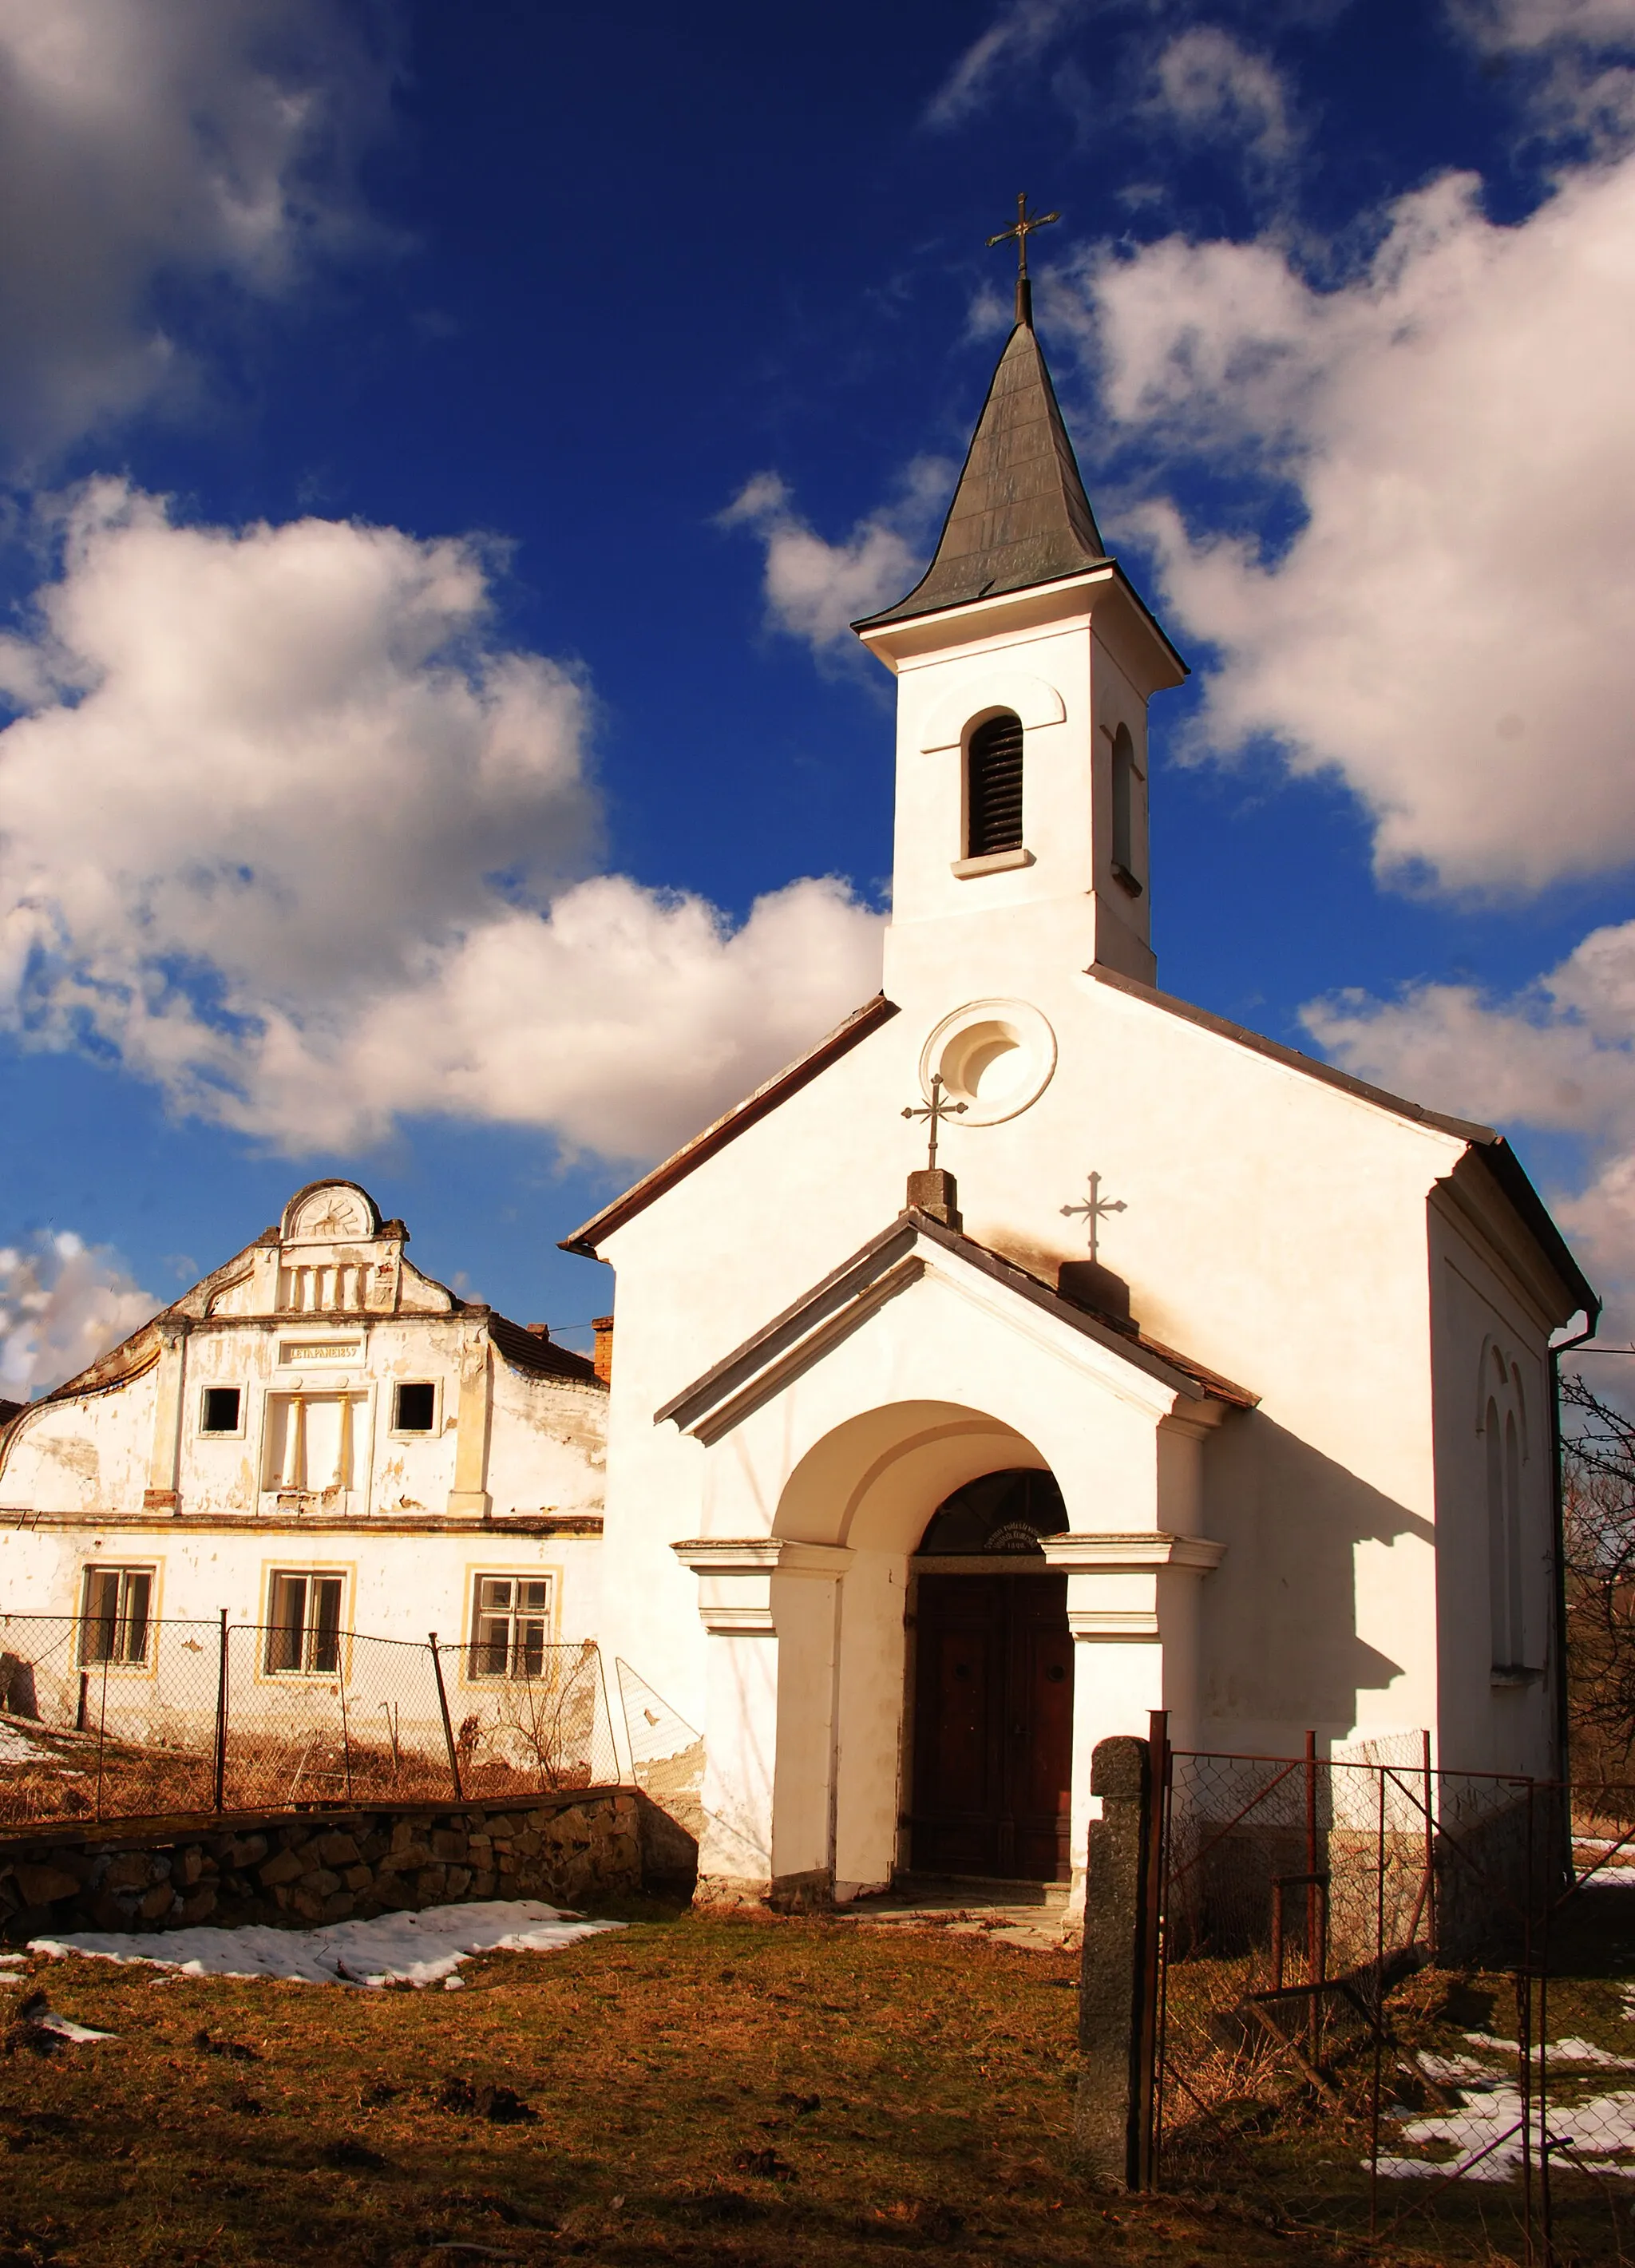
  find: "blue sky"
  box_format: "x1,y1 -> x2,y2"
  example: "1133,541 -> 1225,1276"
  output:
4,0 -> 1635,1388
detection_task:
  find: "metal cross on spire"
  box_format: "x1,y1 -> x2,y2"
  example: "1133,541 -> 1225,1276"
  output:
1060,1171 -> 1126,1265
988,192 -> 1059,323
902,1073 -> 968,1172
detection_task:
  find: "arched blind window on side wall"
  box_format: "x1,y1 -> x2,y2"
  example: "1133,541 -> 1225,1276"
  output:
1111,722 -> 1140,885
966,710 -> 1024,858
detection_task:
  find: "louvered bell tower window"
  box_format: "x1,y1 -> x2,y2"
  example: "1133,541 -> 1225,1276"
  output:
965,711 -> 1024,858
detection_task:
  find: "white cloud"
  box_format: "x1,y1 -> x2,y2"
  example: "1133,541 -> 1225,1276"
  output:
1149,26 -> 1296,163
924,0 -> 1084,127
0,1232 -> 156,1397
0,0 -> 391,460
1450,0 -> 1635,151
1079,152 -> 1635,893
0,485 -> 885,1163
719,461 -> 952,656
1452,0 -> 1635,51
1302,923 -> 1635,1328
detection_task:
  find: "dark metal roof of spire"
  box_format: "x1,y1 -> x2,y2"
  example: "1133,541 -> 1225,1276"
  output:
854,317 -> 1106,631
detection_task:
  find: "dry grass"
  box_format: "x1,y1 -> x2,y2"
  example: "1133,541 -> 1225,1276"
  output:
0,1902 -> 1407,2268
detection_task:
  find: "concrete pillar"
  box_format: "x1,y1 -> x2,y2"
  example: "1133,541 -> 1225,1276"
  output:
1075,1732 -> 1156,2187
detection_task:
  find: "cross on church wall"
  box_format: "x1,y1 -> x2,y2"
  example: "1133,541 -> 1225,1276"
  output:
1060,1171 -> 1126,1265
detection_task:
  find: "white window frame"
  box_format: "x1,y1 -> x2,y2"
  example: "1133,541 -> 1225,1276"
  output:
263,1568 -> 347,1677
389,1378 -> 442,1439
466,1572 -> 555,1681
197,1383 -> 246,1439
79,1565 -> 156,1668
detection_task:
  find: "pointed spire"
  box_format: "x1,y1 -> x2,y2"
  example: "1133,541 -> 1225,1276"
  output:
855,315 -> 1106,631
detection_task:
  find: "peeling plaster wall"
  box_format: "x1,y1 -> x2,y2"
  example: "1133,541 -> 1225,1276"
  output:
0,1185 -> 608,1658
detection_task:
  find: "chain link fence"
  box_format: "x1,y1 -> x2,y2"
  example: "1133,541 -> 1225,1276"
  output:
1152,1736 -> 1635,2260
0,1613 -> 622,1827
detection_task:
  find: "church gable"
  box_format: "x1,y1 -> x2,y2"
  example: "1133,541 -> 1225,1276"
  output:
656,1209 -> 1254,1450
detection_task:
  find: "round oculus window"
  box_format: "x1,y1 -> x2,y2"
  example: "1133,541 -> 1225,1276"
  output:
916,998 -> 1056,1127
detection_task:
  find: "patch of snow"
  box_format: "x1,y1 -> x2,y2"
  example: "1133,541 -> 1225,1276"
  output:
1467,2032 -> 1635,2067
0,1719 -> 70,1765
37,2010 -> 113,2041
1419,2051 -> 1502,2080
1547,2036 -> 1635,2066
30,1898 -> 622,1989
1376,2076 -> 1635,2181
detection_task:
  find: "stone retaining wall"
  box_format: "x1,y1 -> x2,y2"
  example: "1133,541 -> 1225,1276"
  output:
0,1790 -> 640,1942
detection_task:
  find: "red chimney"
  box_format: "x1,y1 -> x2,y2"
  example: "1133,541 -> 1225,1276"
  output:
592,1314 -> 614,1385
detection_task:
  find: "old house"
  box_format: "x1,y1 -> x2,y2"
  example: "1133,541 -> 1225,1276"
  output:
0,1180 -> 607,1677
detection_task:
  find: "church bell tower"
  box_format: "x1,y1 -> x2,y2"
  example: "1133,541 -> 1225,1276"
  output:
853,228 -> 1186,1003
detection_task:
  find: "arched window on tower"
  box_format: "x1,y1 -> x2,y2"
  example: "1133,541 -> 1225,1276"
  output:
1111,722 -> 1142,894
965,710 -> 1024,859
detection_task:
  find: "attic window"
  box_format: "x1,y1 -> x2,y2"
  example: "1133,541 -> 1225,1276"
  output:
966,711 -> 1024,858
394,1382 -> 436,1432
200,1387 -> 241,1435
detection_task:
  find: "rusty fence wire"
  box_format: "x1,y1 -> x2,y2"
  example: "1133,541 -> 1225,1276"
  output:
1152,1736 -> 1635,2262
0,1613 -> 622,1827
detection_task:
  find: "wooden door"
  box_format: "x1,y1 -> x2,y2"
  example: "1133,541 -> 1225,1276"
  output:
909,1573 -> 1074,1881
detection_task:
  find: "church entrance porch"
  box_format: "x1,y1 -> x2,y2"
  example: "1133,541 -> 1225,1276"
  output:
907,1467 -> 1074,1884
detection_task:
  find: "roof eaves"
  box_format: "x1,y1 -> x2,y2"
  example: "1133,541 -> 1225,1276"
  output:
561,993 -> 900,1258
853,558 -> 1187,681
1090,965 -> 1497,1142
488,1310 -> 603,1386
1467,1138 -> 1599,1328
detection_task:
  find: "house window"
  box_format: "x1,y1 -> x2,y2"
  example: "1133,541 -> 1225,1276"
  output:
1111,722 -> 1142,892
966,711 -> 1024,858
265,1570 -> 345,1676
394,1381 -> 437,1433
80,1566 -> 153,1665
200,1386 -> 241,1435
468,1575 -> 552,1680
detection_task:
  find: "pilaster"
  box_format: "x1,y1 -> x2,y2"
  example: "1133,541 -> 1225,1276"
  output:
446,1330 -> 493,1518
142,1319 -> 191,1514
671,1538 -> 854,1906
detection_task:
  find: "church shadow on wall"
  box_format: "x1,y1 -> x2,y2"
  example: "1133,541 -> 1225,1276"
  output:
1200,1410 -> 1429,1740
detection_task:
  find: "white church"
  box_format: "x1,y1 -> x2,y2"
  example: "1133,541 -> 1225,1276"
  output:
567,285 -> 1595,1911
0,291 -> 1595,1918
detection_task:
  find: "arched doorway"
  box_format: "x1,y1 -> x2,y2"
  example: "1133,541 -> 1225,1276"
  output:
908,1470 -> 1074,1882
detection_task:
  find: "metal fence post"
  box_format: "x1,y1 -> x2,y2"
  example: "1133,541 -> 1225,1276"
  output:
430,1631 -> 463,1801
212,1609 -> 229,1813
